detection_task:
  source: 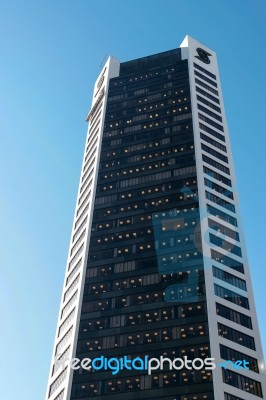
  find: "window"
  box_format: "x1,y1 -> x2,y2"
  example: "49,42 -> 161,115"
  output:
55,326 -> 73,356
196,86 -> 220,104
198,104 -> 222,122
200,123 -> 225,142
72,217 -> 87,242
52,346 -> 70,375
49,368 -> 67,397
194,62 -> 217,79
61,290 -> 78,319
66,258 -> 82,286
203,155 -> 229,175
53,390 -> 64,400
208,219 -> 239,241
216,302 -> 252,329
224,393 -> 244,400
206,191 -> 235,212
207,205 -> 237,227
195,78 -> 219,95
199,113 -> 224,132
205,179 -> 233,199
211,249 -> 244,273
222,369 -> 262,397
210,233 -> 242,257
64,274 -> 80,301
218,322 -> 255,350
68,244 -> 84,271
197,95 -> 221,112
58,308 -> 75,337
220,344 -> 259,373
204,166 -> 231,187
214,283 -> 249,309
213,266 -> 246,291
202,144 -> 228,163
195,70 -> 217,87
201,133 -> 226,152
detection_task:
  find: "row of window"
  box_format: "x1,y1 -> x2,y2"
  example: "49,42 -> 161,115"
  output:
61,290 -> 78,320
58,308 -> 75,337
85,269 -> 203,296
207,204 -> 237,227
49,367 -> 67,398
64,274 -> 80,302
80,302 -> 206,333
195,78 -> 219,96
107,104 -> 191,127
224,393 -> 244,400
68,244 -> 84,271
108,78 -> 189,102
208,219 -> 239,241
200,132 -> 226,152
194,70 -> 217,88
52,346 -> 70,375
213,266 -> 246,291
79,323 -> 208,350
202,143 -> 228,163
81,155 -> 95,184
199,113 -> 224,133
205,179 -> 233,200
110,64 -> 188,87
222,369 -> 262,397
197,95 -> 221,112
214,284 -> 249,309
66,258 -> 82,286
70,230 -> 86,256
194,62 -> 216,80
210,233 -> 242,257
101,137 -> 194,170
93,198 -> 197,221
80,168 -> 94,195
200,122 -> 225,142
52,389 -> 64,400
220,344 -> 259,373
218,322 -> 255,350
71,370 -> 212,398
72,217 -> 87,243
92,204 -> 199,234
106,87 -> 189,112
55,326 -> 73,356
206,191 -> 235,213
88,244 -> 202,264
77,344 -> 210,366
204,166 -> 231,187
78,179 -> 92,206
211,249 -> 244,273
101,124 -> 193,160
95,183 -> 196,207
82,285 -> 205,312
196,86 -> 220,104
203,155 -> 229,175
100,148 -> 194,181
198,104 -> 222,122
216,302 -> 252,329
74,203 -> 89,230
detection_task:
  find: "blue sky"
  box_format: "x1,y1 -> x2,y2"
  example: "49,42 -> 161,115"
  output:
0,1 -> 266,399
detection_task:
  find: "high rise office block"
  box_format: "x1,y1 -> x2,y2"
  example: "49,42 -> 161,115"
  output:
46,36 -> 266,400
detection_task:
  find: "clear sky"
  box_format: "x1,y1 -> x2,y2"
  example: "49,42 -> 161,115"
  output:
0,1 -> 266,399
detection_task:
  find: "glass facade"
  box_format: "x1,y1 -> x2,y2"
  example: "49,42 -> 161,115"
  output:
70,51 -> 213,399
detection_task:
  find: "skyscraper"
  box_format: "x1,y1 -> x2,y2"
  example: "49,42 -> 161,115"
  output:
46,36 -> 266,400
